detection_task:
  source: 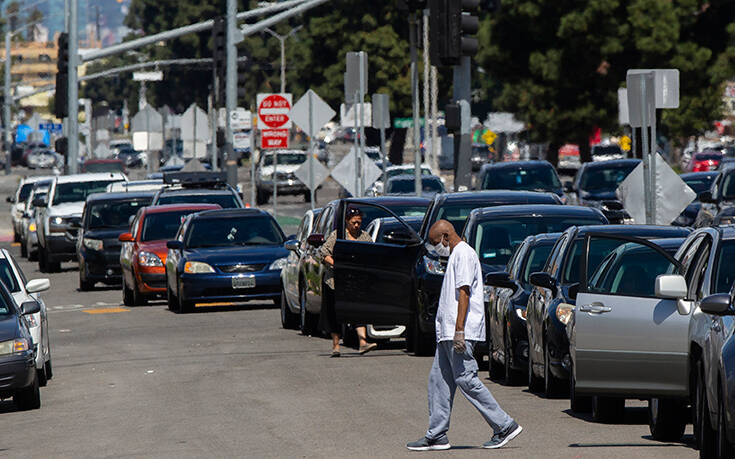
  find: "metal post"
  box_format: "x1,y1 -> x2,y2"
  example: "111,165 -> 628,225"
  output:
380,126 -> 387,190
410,13 -> 421,195
422,9 -> 430,171
4,32 -> 11,175
225,0 -> 237,186
353,90 -> 359,198
67,0 -> 78,174
640,76 -> 652,224
209,95 -> 217,170
650,108 -> 657,224
453,56 -> 472,191
430,65 -> 438,173
273,149 -> 278,218
250,128 -> 256,207
631,126 -> 636,160
308,90 -> 315,209
358,52 -> 366,199
279,36 -> 285,94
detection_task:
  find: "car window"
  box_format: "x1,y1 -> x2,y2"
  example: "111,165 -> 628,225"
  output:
435,203 -> 482,235
713,240 -> 735,295
295,215 -> 308,241
679,236 -> 705,295
316,207 -> 332,234
587,241 -> 677,297
506,242 -> 525,279
184,216 -> 284,248
386,177 -> 444,194
721,173 -> 735,199
0,259 -> 21,293
545,234 -> 567,275
579,164 -> 637,192
85,199 -> 151,230
262,153 -> 306,166
17,183 -> 34,202
142,210 -> 204,242
563,238 -> 624,284
84,162 -> 125,173
156,193 -> 240,209
690,241 -> 712,300
521,244 -> 555,288
683,175 -> 716,195
52,180 -> 121,205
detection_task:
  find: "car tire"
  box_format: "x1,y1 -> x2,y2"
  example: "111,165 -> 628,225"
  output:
28,247 -> 38,262
45,358 -> 52,381
13,230 -> 20,243
122,277 -> 134,305
489,350 -> 504,381
342,324 -> 358,349
405,322 -> 416,353
14,373 -> 40,410
256,190 -> 268,206
167,285 -> 178,312
131,280 -> 148,306
299,284 -> 318,336
592,396 -> 625,423
177,283 -> 193,313
412,313 -> 435,357
303,191 -> 311,203
38,246 -> 47,272
20,241 -> 27,258
280,289 -> 299,329
717,385 -> 735,458
698,368 -> 716,457
79,268 -> 94,291
46,254 -> 60,273
503,329 -> 521,386
648,398 -> 687,442
569,364 -> 592,413
37,366 -> 48,387
544,339 -> 564,398
528,350 -> 544,393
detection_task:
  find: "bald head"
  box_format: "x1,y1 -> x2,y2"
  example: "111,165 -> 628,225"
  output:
428,219 -> 457,245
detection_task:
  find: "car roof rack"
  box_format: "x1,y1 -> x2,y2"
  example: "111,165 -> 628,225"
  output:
162,171 -> 228,188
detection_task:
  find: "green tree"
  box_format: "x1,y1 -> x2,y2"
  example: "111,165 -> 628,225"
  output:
478,0 -> 735,163
6,1 -> 20,35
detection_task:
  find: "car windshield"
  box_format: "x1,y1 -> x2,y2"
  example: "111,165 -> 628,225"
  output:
141,210 -> 203,242
684,175 -> 716,195
157,193 -> 240,208
435,203 -> 484,235
185,216 -> 284,248
386,178 -> 444,194
473,217 -> 605,266
713,240 -> 735,294
579,164 -> 637,192
84,162 -> 125,173
18,183 -> 35,201
387,168 -> 431,179
521,244 -> 554,288
482,165 -> 561,191
86,199 -> 151,229
52,180 -> 120,205
0,259 -> 20,293
262,153 -> 306,166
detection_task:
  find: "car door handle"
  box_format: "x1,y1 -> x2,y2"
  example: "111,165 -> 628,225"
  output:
579,303 -> 612,314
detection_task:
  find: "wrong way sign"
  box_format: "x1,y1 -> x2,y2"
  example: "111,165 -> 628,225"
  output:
257,93 -> 293,130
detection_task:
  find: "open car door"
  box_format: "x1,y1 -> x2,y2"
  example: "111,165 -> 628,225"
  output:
571,233 -> 689,398
333,202 -> 423,325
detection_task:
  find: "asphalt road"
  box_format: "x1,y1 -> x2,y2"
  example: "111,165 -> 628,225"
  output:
0,166 -> 697,458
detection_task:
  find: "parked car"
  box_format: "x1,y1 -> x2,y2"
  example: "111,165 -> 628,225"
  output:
485,233 -> 560,384
280,208 -> 322,329
0,281 -> 42,410
479,161 -> 565,202
152,171 -> 244,209
590,144 -> 625,161
8,176 -> 54,243
384,174 -> 445,198
471,144 -> 492,172
369,164 -> 435,196
20,142 -> 49,167
35,173 -> 128,273
119,204 -> 221,306
165,209 -> 290,313
26,150 -> 61,169
0,249 -> 51,386
557,144 -> 581,171
76,191 -> 155,290
688,150 -> 723,172
525,224 -> 690,398
674,172 -> 718,227
115,147 -> 146,168
81,159 -> 127,174
255,150 -> 309,205
20,181 -> 52,260
695,166 -> 735,227
565,159 -> 640,223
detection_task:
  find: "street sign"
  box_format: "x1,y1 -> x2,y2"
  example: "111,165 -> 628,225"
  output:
39,123 -> 63,133
626,72 -> 655,128
233,132 -> 250,150
618,153 -> 696,225
330,147 -> 382,197
132,71 -> 163,81
481,129 -> 497,145
180,103 -> 209,158
131,105 -> 163,151
290,89 -> 336,137
372,93 -> 390,130
393,117 -> 424,129
620,135 -> 631,152
257,93 -> 292,130
261,129 -> 289,149
294,152 -> 330,191
618,88 -> 629,125
627,69 -> 680,109
340,103 -> 372,128
219,107 -> 252,130
344,51 -> 368,104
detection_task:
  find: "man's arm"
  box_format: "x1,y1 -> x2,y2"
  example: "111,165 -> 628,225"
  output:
456,285 -> 470,332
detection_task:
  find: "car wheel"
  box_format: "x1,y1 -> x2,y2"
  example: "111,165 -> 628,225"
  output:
569,363 -> 592,413
13,230 -> 20,243
28,246 -> 38,262
256,190 -> 268,206
717,385 -> 735,458
46,255 -> 61,273
45,358 -> 53,380
38,247 -> 47,272
503,328 -> 520,385
79,268 -> 94,291
489,347 -> 504,381
648,398 -> 687,441
131,280 -> 148,306
412,313 -> 435,357
177,282 -> 193,313
405,321 -> 416,353
37,366 -> 48,387
167,285 -> 178,312
592,396 -> 625,423
544,339 -> 564,397
20,241 -> 27,258
528,348 -> 544,393
698,367 -> 716,457
298,283 -> 317,336
14,373 -> 40,410
280,288 -> 299,329
122,276 -> 134,305
303,191 -> 311,203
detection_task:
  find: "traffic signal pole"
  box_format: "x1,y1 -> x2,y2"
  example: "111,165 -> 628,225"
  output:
225,0 -> 237,185
67,0 -> 79,174
410,13 -> 421,196
453,56 -> 472,190
4,32 -> 11,175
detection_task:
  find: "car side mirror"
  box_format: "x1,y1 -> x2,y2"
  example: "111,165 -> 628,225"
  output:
700,293 -> 733,316
284,240 -> 300,252
20,300 -> 41,315
485,271 -> 518,292
25,278 -> 50,294
655,274 -> 690,315
166,240 -> 183,250
529,272 -> 557,296
698,191 -> 714,203
563,181 -> 574,193
32,196 -> 47,208
6,196 -> 13,203
119,232 -> 134,243
307,233 -> 325,247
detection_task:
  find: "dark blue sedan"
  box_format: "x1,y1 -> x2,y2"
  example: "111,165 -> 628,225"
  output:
165,209 -> 290,313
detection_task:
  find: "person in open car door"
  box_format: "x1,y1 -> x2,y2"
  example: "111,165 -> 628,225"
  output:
407,220 -> 523,451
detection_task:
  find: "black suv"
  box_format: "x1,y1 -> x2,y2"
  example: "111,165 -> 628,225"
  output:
565,159 -> 640,223
151,171 -> 244,209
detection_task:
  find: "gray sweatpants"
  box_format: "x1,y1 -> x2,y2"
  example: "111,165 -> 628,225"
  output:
426,340 -> 513,441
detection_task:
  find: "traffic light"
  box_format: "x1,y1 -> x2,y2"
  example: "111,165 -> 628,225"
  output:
212,16 -> 226,107
446,0 -> 479,64
237,61 -> 249,102
55,33 -> 69,118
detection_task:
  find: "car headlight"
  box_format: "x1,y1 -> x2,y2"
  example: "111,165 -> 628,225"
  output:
269,257 -> 288,271
484,285 -> 492,303
52,216 -> 63,225
0,338 -> 30,356
138,251 -> 163,267
423,256 -> 445,275
29,222 -> 36,232
83,238 -> 104,251
556,303 -> 575,325
515,307 -> 527,321
184,261 -> 215,274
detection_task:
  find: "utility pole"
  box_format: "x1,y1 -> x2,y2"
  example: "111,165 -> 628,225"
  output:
224,0 -> 237,186
264,26 -> 302,94
4,32 -> 11,175
410,13 -> 421,196
68,0 -> 79,173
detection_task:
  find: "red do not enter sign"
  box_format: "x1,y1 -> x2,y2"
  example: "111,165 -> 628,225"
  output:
257,93 -> 292,129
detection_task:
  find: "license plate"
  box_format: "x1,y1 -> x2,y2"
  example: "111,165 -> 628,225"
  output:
232,275 -> 256,289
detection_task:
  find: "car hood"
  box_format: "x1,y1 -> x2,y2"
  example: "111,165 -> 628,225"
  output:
84,228 -> 128,241
259,164 -> 302,175
185,245 -> 289,265
139,240 -> 169,259
0,314 -> 20,341
48,201 -> 85,217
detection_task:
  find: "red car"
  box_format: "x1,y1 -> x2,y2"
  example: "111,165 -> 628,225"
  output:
688,151 -> 722,172
81,159 -> 127,174
118,204 -> 220,305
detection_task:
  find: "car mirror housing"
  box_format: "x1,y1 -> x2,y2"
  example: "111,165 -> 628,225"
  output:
307,233 -> 325,247
166,240 -> 184,250
6,196 -> 14,203
25,278 -> 50,294
698,191 -> 714,203
699,293 -> 733,316
284,240 -> 300,252
20,300 -> 41,315
32,196 -> 47,208
119,232 -> 134,243
655,274 -> 687,300
529,272 -> 557,296
485,271 -> 517,292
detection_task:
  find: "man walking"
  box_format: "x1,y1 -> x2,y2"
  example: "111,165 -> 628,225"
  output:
407,220 -> 522,451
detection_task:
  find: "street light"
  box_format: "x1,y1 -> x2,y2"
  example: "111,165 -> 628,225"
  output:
263,25 -> 302,94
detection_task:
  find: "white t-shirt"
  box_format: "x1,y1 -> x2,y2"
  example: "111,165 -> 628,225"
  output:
435,241 -> 486,342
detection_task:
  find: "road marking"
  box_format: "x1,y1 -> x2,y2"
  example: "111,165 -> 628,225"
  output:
11,242 -> 20,247
83,307 -> 129,314
195,302 -> 234,307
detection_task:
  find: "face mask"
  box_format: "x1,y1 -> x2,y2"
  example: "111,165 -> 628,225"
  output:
428,235 -> 450,258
